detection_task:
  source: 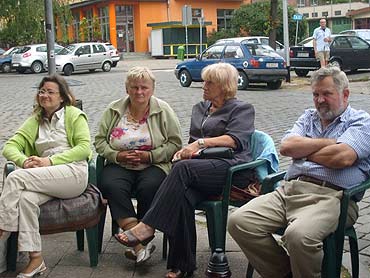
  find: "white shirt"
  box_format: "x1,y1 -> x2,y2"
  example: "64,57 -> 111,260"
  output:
313,26 -> 331,52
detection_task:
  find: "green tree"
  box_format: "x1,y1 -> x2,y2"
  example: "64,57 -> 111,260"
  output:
79,17 -> 89,42
0,0 -> 45,46
230,1 -> 308,46
53,0 -> 73,45
92,16 -> 102,41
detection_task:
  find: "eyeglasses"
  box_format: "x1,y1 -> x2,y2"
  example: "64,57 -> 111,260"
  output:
37,89 -> 59,96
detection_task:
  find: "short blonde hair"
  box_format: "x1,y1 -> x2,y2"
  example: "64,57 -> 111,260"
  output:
201,63 -> 238,99
125,66 -> 155,90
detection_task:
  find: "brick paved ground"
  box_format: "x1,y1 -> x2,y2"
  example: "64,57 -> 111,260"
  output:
0,60 -> 370,277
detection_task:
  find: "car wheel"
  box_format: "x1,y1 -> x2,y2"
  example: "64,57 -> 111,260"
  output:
112,61 -> 117,67
16,68 -> 26,74
267,80 -> 283,90
238,71 -> 249,90
63,64 -> 73,76
1,62 -> 11,73
179,70 -> 192,87
102,61 -> 111,72
31,61 -> 43,73
294,69 -> 309,77
329,59 -> 342,70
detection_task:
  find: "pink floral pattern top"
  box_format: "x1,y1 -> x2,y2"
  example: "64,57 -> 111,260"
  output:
109,109 -> 152,170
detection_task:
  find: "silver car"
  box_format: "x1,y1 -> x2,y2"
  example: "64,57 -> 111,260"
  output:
11,44 -> 63,73
55,42 -> 113,76
104,43 -> 120,67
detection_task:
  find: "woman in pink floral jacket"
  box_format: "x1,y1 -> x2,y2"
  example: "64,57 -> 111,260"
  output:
94,67 -> 182,264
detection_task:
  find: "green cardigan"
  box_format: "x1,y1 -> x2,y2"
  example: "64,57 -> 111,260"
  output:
2,105 -> 92,167
94,96 -> 182,174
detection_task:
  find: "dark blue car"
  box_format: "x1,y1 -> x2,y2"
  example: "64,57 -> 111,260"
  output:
174,42 -> 287,90
0,47 -> 21,73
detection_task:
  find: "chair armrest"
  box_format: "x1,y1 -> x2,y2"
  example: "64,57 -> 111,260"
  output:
4,161 -> 16,177
261,171 -> 286,194
88,160 -> 96,185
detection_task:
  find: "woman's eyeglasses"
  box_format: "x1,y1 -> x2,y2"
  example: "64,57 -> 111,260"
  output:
38,89 -> 59,96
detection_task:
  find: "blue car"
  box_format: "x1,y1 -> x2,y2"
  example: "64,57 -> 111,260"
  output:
0,47 -> 21,73
174,42 -> 287,90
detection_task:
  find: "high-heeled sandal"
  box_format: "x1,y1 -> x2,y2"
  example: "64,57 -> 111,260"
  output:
16,260 -> 46,278
114,230 -> 154,247
165,269 -> 194,278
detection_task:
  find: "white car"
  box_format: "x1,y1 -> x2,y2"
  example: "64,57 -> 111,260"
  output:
54,42 -> 113,76
339,29 -> 370,43
104,43 -> 120,67
216,36 -> 285,58
11,44 -> 63,73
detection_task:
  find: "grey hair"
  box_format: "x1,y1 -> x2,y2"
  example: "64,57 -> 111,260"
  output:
310,66 -> 349,94
125,66 -> 155,90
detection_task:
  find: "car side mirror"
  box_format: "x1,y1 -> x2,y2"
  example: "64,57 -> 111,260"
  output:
196,54 -> 200,60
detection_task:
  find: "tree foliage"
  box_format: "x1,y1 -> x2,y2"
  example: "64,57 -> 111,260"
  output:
208,1 -> 308,47
0,0 -> 45,46
53,0 -> 73,45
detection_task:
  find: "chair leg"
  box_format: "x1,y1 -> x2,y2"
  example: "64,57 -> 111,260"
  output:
322,234 -> 337,278
203,203 -> 225,252
162,233 -> 168,259
76,230 -> 85,251
246,263 -> 254,278
97,208 -> 107,253
85,225 -> 99,267
6,232 -> 18,272
347,227 -> 359,278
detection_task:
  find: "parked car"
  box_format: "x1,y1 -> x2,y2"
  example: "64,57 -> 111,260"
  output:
174,41 -> 287,90
0,46 -> 21,73
290,34 -> 370,77
104,43 -> 120,67
54,42 -> 113,75
11,44 -> 63,73
216,36 -> 285,58
339,29 -> 370,43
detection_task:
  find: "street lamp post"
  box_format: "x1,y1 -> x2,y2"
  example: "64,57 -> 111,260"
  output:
44,0 -> 56,75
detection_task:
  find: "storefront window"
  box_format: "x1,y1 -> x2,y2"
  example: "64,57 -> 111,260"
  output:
99,7 -> 110,42
72,12 -> 80,42
115,5 -> 134,52
84,9 -> 93,41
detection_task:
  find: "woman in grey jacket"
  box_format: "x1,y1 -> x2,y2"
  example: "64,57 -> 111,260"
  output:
94,66 -> 182,264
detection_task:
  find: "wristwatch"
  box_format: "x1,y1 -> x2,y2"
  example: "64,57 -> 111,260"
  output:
197,138 -> 205,148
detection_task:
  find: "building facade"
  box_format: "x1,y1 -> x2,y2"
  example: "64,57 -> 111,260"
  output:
62,0 -> 251,53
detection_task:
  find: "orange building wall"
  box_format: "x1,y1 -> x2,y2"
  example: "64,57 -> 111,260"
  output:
134,2 -> 168,52
169,0 -> 252,34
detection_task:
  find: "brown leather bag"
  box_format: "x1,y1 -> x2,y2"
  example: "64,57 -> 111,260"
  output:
229,181 -> 261,202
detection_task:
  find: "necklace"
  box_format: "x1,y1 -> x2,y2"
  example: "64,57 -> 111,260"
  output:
126,107 -> 149,130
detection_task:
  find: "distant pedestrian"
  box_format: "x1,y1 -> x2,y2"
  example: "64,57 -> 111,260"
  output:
313,18 -> 332,67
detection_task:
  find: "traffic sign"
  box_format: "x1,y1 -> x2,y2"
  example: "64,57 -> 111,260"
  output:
293,14 -> 303,21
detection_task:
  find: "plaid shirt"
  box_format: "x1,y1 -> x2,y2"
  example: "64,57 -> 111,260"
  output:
283,105 -> 370,190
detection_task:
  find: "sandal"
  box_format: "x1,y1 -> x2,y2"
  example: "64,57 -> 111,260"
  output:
165,269 -> 194,278
114,230 -> 154,247
136,242 -> 156,265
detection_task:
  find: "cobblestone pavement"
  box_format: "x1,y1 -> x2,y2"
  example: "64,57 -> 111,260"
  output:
0,60 -> 370,277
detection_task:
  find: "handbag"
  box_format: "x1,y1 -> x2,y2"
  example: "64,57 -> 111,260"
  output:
195,147 -> 235,159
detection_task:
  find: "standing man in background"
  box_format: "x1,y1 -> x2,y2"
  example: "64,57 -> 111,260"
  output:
313,18 -> 332,68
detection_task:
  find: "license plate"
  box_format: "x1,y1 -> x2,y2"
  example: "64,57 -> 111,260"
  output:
297,52 -> 309,58
12,63 -> 19,67
266,63 -> 278,68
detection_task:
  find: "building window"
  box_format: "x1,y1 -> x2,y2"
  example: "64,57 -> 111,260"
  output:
99,7 -> 110,42
303,13 -> 309,18
191,8 -> 203,24
322,11 -> 328,17
217,9 -> 234,31
334,10 -> 341,16
84,9 -> 93,41
297,0 -> 305,7
72,12 -> 80,42
312,12 -> 318,17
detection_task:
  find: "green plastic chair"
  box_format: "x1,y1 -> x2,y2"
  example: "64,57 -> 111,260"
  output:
5,160 -> 99,271
245,171 -> 370,278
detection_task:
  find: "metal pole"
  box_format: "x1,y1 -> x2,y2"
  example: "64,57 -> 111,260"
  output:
295,20 -> 299,46
199,17 -> 203,55
44,0 -> 56,75
185,25 -> 189,59
282,0 -> 290,82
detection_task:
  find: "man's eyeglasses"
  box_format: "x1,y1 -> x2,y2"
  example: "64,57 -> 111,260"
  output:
37,89 -> 59,96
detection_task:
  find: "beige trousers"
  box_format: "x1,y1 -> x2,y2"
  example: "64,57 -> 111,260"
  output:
228,180 -> 358,278
0,162 -> 88,252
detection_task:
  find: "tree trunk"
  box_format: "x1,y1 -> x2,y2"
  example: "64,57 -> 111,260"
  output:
269,0 -> 278,49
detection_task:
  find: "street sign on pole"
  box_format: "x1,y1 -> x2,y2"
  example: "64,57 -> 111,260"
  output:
292,13 -> 303,21
182,5 -> 192,59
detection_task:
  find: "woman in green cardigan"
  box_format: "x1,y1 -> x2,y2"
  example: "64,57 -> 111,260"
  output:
0,74 -> 91,278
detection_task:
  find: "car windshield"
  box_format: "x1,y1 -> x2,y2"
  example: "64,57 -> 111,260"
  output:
245,43 -> 280,57
3,47 -> 19,56
58,45 -> 76,55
